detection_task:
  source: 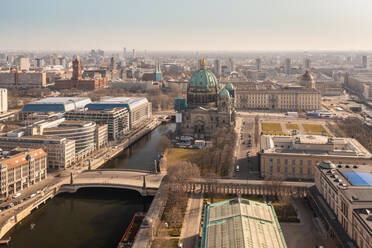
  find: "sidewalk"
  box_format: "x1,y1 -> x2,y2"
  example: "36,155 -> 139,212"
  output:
179,194 -> 204,248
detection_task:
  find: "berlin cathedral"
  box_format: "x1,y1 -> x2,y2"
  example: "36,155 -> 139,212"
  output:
174,59 -> 235,139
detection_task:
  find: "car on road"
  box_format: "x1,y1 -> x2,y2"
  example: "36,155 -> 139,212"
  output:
13,193 -> 21,199
30,193 -> 36,198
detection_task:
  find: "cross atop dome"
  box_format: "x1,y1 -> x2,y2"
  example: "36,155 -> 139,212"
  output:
201,58 -> 206,69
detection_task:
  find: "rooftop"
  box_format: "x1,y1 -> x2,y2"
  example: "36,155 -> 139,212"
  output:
22,97 -> 91,113
318,162 -> 372,203
85,97 -> 148,111
201,198 -> 286,248
261,135 -> 371,158
0,148 -> 46,169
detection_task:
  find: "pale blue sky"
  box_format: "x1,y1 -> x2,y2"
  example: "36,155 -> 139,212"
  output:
1,0 -> 372,51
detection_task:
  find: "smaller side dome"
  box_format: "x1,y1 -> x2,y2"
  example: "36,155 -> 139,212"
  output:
219,88 -> 230,98
225,82 -> 234,91
301,70 -> 314,81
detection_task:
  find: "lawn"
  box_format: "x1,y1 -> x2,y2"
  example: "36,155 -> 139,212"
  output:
286,123 -> 299,130
152,238 -> 179,248
166,148 -> 201,166
302,124 -> 326,134
262,122 -> 282,132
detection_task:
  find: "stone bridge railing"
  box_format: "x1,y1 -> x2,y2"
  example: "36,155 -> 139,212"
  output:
169,181 -> 312,198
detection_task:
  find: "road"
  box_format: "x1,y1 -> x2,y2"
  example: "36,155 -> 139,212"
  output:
234,115 -> 260,179
179,194 -> 203,248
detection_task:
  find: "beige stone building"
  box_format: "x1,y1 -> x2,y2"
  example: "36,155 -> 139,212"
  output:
314,161 -> 372,248
0,148 -> 47,197
235,71 -> 322,111
260,135 -> 372,180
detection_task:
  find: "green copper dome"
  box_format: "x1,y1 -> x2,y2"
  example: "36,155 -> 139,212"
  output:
189,69 -> 220,89
219,88 -> 230,98
225,82 -> 234,91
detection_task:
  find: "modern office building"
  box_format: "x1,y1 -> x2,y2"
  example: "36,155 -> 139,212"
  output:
19,58 -> 30,71
42,120 -> 96,155
201,197 -> 287,248
260,135 -> 372,180
20,97 -> 91,120
312,161 -> 372,248
85,97 -> 152,130
214,59 -> 221,77
362,55 -> 368,68
0,88 -> 7,113
64,108 -> 130,140
0,148 -> 47,198
95,124 -> 108,149
0,135 -> 75,169
345,74 -> 372,101
304,58 -> 311,69
256,58 -> 262,71
285,58 -> 291,75
0,71 -> 46,88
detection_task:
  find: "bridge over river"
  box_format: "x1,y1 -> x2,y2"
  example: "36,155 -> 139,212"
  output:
59,170 -> 165,196
60,169 -> 313,198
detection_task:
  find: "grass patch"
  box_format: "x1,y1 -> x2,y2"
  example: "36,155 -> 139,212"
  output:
166,148 -> 201,166
262,122 -> 282,132
152,238 -> 179,248
302,124 -> 326,134
286,123 -> 299,130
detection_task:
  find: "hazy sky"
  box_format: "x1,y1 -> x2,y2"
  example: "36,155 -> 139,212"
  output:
1,0 -> 372,51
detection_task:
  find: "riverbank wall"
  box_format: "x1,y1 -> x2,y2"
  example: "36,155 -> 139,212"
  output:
132,178 -> 169,248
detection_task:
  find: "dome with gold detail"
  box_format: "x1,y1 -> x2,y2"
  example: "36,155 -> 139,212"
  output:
188,58 -> 220,90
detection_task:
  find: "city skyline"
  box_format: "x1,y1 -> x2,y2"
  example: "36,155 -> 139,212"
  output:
1,0 -> 372,51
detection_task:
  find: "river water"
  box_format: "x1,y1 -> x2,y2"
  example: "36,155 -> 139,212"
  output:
4,123 -> 175,248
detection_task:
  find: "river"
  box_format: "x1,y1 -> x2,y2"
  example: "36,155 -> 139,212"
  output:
4,123 -> 175,248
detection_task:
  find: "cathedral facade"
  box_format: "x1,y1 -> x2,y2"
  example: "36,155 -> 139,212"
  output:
175,59 -> 235,139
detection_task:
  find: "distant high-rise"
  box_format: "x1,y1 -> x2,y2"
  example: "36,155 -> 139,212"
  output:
198,59 -> 203,70
0,88 -> 7,113
304,58 -> 311,69
285,58 -> 291,75
132,49 -> 135,58
123,47 -> 126,58
35,58 -> 42,68
19,58 -> 30,71
255,58 -> 262,71
362,55 -> 368,68
110,57 -> 116,71
214,59 -> 221,76
72,56 -> 82,81
346,56 -> 352,65
229,58 -> 234,72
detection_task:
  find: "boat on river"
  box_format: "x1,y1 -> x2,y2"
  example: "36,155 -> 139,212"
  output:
117,212 -> 145,248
